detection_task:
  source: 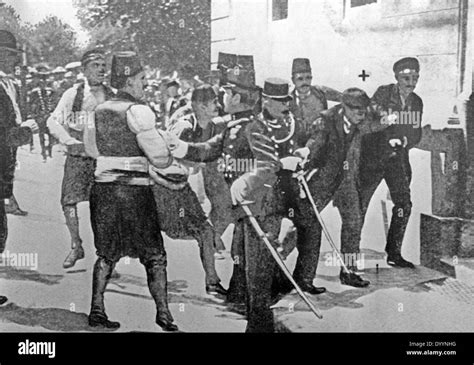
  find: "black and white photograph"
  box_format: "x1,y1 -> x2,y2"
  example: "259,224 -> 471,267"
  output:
0,0 -> 473,363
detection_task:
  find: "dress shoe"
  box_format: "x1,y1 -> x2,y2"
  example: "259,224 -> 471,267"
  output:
156,312 -> 179,332
340,270 -> 370,288
5,205 -> 28,216
0,295 -> 7,305
387,255 -> 415,269
206,282 -> 228,295
63,246 -> 85,269
88,311 -> 120,329
110,270 -> 121,279
299,283 -> 326,295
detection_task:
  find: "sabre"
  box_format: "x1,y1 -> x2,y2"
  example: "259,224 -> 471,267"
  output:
240,204 -> 323,319
297,172 -> 352,275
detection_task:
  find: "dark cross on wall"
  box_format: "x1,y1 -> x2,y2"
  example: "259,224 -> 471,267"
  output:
359,70 -> 370,82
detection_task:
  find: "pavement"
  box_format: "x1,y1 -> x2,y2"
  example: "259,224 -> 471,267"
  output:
1,138 -> 473,333
0,140 -> 245,333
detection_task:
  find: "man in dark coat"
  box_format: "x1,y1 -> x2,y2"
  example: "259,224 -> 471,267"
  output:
88,51 -> 178,331
231,84 -> 377,332
336,57 -> 423,270
0,30 -> 38,305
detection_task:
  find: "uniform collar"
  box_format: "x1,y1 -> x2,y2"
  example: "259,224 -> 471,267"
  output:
232,109 -> 254,120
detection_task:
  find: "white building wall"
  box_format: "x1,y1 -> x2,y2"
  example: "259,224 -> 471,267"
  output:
211,0 -> 468,264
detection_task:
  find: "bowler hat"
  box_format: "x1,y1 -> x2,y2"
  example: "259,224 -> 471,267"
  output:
262,78 -> 292,102
393,57 -> 420,74
0,30 -> 22,53
342,88 -> 370,108
110,51 -> 144,88
292,58 -> 311,74
218,52 -> 257,90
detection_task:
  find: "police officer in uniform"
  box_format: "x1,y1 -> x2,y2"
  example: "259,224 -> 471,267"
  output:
230,78 -> 329,332
28,65 -> 56,161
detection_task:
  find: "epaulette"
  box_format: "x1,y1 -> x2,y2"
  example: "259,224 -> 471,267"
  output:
311,116 -> 326,131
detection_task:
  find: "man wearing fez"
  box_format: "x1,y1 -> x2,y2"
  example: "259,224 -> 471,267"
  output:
48,49 -> 115,269
28,64 -> 57,162
0,30 -> 38,305
289,58 -> 342,146
279,58 -> 343,255
341,57 -> 423,269
89,52 -> 178,331
152,85 -> 228,296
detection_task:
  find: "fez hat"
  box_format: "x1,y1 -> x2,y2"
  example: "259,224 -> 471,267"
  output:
262,78 -> 292,102
81,49 -> 105,66
0,30 -> 22,53
218,52 -> 257,90
342,88 -> 370,108
110,51 -> 144,89
191,84 -> 217,104
393,57 -> 420,74
292,58 -> 312,74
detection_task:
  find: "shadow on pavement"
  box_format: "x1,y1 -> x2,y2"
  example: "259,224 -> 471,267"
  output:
0,302 -> 91,332
0,266 -> 63,286
280,266 -> 448,312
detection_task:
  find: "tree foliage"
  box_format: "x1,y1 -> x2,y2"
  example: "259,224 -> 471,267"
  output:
27,16 -> 81,67
0,6 -> 81,68
74,0 -> 211,77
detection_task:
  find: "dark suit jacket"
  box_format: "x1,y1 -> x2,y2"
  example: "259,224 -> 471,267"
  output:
0,78 -> 31,198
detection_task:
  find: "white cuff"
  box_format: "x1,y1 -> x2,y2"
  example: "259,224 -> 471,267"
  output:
172,141 -> 189,159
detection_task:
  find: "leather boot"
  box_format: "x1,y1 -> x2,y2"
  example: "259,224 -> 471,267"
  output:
88,257 -> 120,329
63,205 -> 84,269
145,259 -> 178,332
5,195 -> 28,216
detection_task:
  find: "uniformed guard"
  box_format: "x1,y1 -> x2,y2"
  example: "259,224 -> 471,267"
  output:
216,52 -> 261,306
343,57 -> 423,269
47,49 -> 116,269
229,78 -> 329,332
28,64 -> 56,161
88,51 -> 178,331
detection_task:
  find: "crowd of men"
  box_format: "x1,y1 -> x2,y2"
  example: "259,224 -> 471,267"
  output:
0,28 -> 423,332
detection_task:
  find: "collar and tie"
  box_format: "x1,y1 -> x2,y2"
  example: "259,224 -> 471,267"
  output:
0,78 -> 22,125
343,115 -> 352,135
